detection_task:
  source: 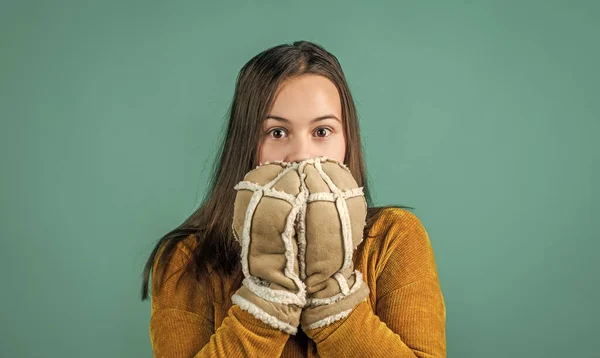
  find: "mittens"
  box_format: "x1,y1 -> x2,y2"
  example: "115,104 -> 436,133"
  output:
231,156 -> 369,334
296,156 -> 370,331
231,161 -> 307,335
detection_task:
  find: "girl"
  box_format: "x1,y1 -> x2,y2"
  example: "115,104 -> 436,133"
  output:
141,40 -> 446,357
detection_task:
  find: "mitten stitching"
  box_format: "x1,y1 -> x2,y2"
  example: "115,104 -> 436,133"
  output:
235,162 -> 306,299
333,272 -> 350,295
234,181 -> 297,203
313,158 -> 354,270
243,277 -> 306,306
238,189 -> 263,278
305,270 -> 366,307
296,160 -> 312,281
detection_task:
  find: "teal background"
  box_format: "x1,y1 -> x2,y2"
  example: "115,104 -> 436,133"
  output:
1,1 -> 598,357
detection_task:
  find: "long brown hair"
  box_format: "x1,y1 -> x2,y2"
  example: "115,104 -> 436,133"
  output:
140,40 -> 413,301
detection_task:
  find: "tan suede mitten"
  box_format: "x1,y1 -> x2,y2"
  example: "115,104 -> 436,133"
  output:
230,161 -> 307,335
296,156 -> 370,331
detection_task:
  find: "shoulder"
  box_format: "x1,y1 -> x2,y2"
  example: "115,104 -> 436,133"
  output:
151,234 -> 204,297
151,233 -> 215,313
153,234 -> 198,274
368,207 -> 431,251
361,207 -> 439,284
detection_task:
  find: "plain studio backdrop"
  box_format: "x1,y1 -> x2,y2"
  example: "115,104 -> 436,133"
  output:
1,1 -> 598,357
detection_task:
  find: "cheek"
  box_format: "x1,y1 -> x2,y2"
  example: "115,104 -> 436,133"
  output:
326,136 -> 346,162
257,140 -> 277,164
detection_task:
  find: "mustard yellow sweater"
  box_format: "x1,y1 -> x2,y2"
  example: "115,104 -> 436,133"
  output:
149,208 -> 446,357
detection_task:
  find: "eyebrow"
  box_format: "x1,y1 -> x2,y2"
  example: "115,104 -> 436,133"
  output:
265,114 -> 341,124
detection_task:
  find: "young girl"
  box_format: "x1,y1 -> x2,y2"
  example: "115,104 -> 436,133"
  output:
141,41 -> 446,357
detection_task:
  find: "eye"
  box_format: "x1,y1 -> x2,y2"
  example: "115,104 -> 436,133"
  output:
314,127 -> 332,138
266,128 -> 287,139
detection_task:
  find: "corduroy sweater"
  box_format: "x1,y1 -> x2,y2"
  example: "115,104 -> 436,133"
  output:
149,207 -> 446,357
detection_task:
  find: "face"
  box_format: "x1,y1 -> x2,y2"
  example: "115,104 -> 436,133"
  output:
257,74 -> 346,165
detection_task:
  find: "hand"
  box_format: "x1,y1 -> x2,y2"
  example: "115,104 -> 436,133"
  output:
295,156 -> 370,331
230,160 -> 307,335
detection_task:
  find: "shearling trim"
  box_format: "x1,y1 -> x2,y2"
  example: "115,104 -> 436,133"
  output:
313,158 -> 354,270
263,162 -> 299,188
296,169 -> 309,281
235,161 -> 306,296
278,198 -> 306,299
234,181 -> 297,204
333,272 -> 350,295
313,156 -> 352,172
307,192 -> 336,202
334,193 -> 353,270
334,159 -> 352,171
306,187 -> 365,203
247,160 -> 295,176
243,277 -> 306,306
342,187 -> 365,199
231,294 -> 298,335
260,163 -> 306,298
304,308 -> 353,330
305,270 -> 365,307
239,190 -> 263,278
260,159 -> 295,168
259,156 -> 347,169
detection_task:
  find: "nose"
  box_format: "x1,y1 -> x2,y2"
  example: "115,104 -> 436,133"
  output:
285,137 -> 313,163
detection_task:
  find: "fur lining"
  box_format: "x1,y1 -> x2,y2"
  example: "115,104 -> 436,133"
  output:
243,277 -> 306,306
313,158 -> 354,270
239,190 -> 263,278
234,181 -> 297,204
232,294 -> 298,335
305,308 -> 353,330
333,272 -> 350,295
261,163 -> 305,297
296,168 -> 309,281
305,270 -> 365,307
263,162 -> 298,187
280,196 -> 306,298
234,161 -> 305,296
307,187 -> 364,203
233,157 -> 368,334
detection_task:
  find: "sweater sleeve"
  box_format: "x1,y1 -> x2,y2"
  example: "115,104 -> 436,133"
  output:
149,240 -> 291,357
303,209 -> 447,358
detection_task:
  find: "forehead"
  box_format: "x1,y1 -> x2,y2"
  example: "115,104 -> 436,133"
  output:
268,74 -> 342,121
